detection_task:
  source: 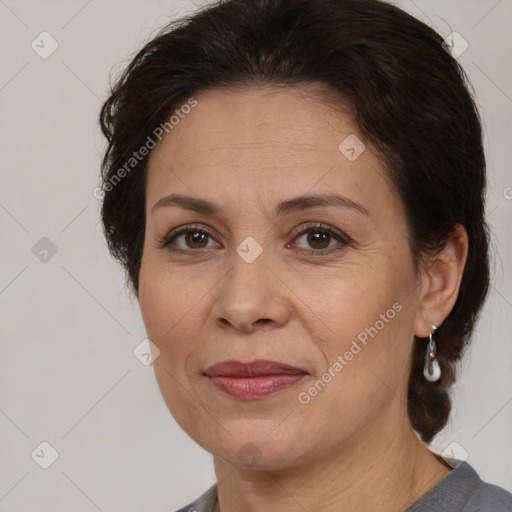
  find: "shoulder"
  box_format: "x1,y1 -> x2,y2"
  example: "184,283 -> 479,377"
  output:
464,479 -> 512,512
408,459 -> 512,512
454,461 -> 512,512
174,483 -> 218,512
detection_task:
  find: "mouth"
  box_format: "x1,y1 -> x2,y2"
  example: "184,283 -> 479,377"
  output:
203,359 -> 308,400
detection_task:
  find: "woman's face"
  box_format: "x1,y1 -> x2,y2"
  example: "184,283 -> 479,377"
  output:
139,86 -> 426,470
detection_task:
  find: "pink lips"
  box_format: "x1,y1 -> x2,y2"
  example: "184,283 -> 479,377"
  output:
204,359 -> 308,400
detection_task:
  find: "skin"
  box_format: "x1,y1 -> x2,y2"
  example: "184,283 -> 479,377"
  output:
138,85 -> 468,512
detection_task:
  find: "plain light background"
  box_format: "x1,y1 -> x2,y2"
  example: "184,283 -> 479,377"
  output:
0,0 -> 511,510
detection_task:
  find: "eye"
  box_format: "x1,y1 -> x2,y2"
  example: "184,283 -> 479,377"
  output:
290,222 -> 350,255
161,224 -> 220,253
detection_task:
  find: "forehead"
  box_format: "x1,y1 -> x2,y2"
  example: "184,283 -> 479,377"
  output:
151,85 -> 358,159
145,86 -> 396,218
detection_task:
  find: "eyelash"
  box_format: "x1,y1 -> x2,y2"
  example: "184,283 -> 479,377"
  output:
160,222 -> 350,257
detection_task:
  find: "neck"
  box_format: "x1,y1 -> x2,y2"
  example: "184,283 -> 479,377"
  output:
212,417 -> 451,512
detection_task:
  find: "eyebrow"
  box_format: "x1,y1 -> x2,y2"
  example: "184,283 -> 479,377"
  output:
151,192 -> 370,218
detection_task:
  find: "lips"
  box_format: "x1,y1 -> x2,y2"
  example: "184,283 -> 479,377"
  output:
204,359 -> 308,400
204,359 -> 307,377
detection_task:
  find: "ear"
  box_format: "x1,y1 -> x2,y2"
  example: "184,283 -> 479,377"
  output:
414,224 -> 468,338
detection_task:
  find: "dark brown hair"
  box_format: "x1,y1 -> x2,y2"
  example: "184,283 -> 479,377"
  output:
99,0 -> 490,443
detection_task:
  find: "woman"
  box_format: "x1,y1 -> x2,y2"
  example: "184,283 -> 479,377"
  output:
98,0 -> 512,510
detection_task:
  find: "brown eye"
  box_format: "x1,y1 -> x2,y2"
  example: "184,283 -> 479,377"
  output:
183,230 -> 209,249
305,230 -> 332,250
292,223 -> 349,255
163,225 -> 220,253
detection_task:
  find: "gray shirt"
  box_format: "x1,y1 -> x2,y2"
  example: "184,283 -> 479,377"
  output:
175,459 -> 512,511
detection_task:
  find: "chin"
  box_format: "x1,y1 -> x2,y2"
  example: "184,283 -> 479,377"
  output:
189,423 -> 309,471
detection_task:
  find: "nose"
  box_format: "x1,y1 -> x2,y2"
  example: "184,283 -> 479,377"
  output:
212,247 -> 291,333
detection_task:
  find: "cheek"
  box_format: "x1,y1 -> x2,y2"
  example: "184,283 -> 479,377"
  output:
139,257 -> 202,342
139,262 -> 209,431
295,304 -> 413,444
300,260 -> 404,343
298,255 -> 415,396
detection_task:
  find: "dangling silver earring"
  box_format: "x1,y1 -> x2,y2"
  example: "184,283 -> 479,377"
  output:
423,324 -> 441,382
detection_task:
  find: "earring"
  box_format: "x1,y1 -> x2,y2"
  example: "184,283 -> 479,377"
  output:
423,324 -> 441,382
